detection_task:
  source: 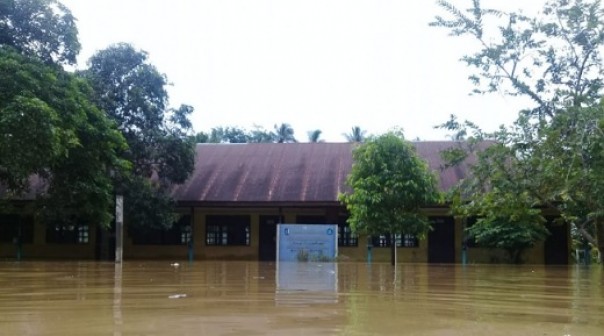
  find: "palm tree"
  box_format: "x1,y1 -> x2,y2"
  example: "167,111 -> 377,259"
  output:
307,129 -> 324,143
343,126 -> 367,142
273,123 -> 297,143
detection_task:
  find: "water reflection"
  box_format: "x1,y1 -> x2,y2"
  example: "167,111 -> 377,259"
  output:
0,261 -> 602,335
113,263 -> 122,336
276,262 -> 338,305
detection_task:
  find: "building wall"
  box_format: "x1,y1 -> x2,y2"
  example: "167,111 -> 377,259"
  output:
0,218 -> 97,260
1,206 -> 571,264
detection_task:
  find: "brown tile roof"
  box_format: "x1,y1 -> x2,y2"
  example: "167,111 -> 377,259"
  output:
171,141 -> 480,205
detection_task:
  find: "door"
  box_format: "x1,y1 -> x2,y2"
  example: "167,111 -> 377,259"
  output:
544,220 -> 569,265
259,216 -> 280,261
428,216 -> 456,263
95,226 -> 116,261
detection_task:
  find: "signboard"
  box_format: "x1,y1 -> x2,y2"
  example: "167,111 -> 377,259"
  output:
276,224 -> 337,262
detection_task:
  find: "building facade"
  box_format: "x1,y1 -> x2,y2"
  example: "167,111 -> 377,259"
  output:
0,142 -> 570,264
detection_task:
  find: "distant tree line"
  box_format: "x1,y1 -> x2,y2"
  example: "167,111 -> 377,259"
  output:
193,125 -> 368,143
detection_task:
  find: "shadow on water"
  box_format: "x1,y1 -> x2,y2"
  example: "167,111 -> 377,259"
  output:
0,261 -> 603,335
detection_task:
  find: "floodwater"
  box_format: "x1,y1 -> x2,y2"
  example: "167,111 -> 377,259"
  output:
0,262 -> 603,336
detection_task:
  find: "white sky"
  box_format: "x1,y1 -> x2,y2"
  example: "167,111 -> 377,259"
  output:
60,0 -> 546,142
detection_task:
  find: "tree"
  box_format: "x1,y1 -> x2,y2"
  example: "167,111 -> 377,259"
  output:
442,128 -> 554,263
339,132 -> 441,265
307,129 -> 324,143
82,43 -> 195,229
273,123 -> 297,143
208,126 -> 249,143
343,126 -> 367,142
0,0 -> 80,65
432,0 -> 604,263
248,125 -> 275,143
193,131 -> 211,144
0,47 -> 128,226
193,125 -> 276,144
431,0 -> 604,118
468,217 -> 550,264
441,106 -> 604,262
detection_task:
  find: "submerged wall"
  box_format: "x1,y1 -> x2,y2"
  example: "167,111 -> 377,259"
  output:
0,206 -> 570,264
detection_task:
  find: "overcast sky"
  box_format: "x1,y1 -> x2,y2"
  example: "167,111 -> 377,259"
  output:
60,0 -> 546,142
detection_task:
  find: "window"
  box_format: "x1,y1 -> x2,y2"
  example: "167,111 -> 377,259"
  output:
371,233 -> 418,248
46,223 -> 89,244
0,215 -> 34,244
206,215 -> 250,246
130,215 -> 192,245
181,225 -> 192,245
397,234 -> 418,247
338,217 -> 358,247
77,225 -> 89,243
206,224 -> 228,245
373,234 -> 391,247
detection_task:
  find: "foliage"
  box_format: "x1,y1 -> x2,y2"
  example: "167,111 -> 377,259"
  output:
192,131 -> 211,144
193,124 -> 298,144
339,132 -> 440,264
273,123 -> 297,143
440,105 -> 604,262
468,217 -> 549,264
206,126 -> 260,143
0,47 -> 128,226
307,129 -> 323,143
248,125 -> 275,143
431,0 -> 604,117
119,177 -> 178,230
343,126 -> 367,142
0,0 -> 80,65
82,43 -> 195,229
432,0 -> 604,263
449,138 -> 553,263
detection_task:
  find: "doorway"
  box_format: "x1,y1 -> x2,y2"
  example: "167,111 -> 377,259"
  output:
259,216 -> 280,261
428,216 -> 456,263
544,220 -> 569,265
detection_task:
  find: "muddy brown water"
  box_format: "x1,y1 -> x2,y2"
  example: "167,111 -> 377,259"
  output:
0,262 -> 602,336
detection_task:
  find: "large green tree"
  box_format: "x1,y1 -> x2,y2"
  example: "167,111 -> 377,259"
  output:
0,47 -> 128,226
432,0 -> 604,263
82,43 -> 195,229
339,132 -> 440,265
0,0 -> 80,65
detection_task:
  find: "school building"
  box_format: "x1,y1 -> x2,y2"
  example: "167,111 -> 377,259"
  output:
0,142 -> 570,264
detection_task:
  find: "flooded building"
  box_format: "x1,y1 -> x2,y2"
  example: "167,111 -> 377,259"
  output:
0,142 -> 570,264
